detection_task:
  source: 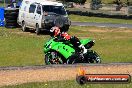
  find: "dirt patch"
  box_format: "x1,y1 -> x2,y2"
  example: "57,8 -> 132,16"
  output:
79,36 -> 132,39
88,29 -> 109,33
88,29 -> 132,33
80,28 -> 132,33
117,30 -> 132,33
0,64 -> 132,87
12,31 -> 36,36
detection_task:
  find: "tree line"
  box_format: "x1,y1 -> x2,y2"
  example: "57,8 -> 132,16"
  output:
57,0 -> 132,5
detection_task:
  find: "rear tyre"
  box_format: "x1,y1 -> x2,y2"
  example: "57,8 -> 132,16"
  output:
5,16 -> 17,20
5,25 -> 16,28
5,23 -> 18,26
45,51 -> 63,65
85,50 -> 101,63
5,19 -> 17,23
4,8 -> 19,13
5,21 -> 18,28
4,13 -> 18,17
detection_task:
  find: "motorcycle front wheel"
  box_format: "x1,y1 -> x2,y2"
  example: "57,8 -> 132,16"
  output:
45,51 -> 64,65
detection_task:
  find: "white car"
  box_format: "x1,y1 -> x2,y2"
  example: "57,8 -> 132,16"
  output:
18,0 -> 70,35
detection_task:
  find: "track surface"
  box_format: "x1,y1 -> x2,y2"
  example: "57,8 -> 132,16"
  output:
72,22 -> 132,28
0,63 -> 132,87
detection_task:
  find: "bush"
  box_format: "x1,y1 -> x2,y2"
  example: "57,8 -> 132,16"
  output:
0,0 -> 22,3
90,0 -> 102,10
113,0 -> 132,6
57,0 -> 87,4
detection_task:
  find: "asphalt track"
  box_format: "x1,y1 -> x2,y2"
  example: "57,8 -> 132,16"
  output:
0,63 -> 132,71
71,22 -> 132,28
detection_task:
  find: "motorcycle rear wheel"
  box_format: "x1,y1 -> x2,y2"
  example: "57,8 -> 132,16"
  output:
45,51 -> 64,65
85,50 -> 101,63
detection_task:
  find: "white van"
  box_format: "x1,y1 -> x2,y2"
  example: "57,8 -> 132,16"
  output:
18,0 -> 70,35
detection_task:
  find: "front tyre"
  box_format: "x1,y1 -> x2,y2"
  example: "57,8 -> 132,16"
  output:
45,51 -> 63,65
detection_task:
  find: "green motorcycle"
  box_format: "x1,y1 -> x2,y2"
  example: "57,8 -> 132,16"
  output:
43,37 -> 101,64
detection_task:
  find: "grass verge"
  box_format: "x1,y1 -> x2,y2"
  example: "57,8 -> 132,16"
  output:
0,26 -> 132,66
2,80 -> 132,88
0,28 -> 49,66
69,14 -> 132,24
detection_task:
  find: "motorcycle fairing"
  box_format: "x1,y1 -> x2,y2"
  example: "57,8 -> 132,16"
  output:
44,38 -> 92,59
80,39 -> 92,45
44,38 -> 75,59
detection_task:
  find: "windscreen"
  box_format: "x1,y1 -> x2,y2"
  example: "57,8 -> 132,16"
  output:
42,5 -> 66,15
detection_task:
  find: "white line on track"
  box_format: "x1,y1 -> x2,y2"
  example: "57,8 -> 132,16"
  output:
98,26 -> 106,28
79,25 -> 86,26
119,27 -> 127,28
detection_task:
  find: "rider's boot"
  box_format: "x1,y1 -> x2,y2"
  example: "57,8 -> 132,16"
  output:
79,44 -> 87,54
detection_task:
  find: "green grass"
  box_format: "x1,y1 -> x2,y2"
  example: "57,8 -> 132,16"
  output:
0,3 -> 4,7
0,28 -> 49,66
69,14 -> 132,24
2,80 -> 132,88
0,26 -> 132,66
0,2 -> 7,7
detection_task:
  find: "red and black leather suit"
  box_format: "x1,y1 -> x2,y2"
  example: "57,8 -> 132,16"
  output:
50,26 -> 82,50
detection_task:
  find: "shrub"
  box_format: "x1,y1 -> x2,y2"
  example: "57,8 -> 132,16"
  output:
57,0 -> 87,4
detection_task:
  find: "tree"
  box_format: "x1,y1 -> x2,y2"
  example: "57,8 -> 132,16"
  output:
90,0 -> 102,10
57,0 -> 87,4
113,0 -> 123,11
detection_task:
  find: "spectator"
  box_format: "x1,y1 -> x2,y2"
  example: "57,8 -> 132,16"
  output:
10,0 -> 16,8
17,0 -> 22,8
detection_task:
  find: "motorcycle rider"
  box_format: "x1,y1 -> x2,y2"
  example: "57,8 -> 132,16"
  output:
50,26 -> 87,54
